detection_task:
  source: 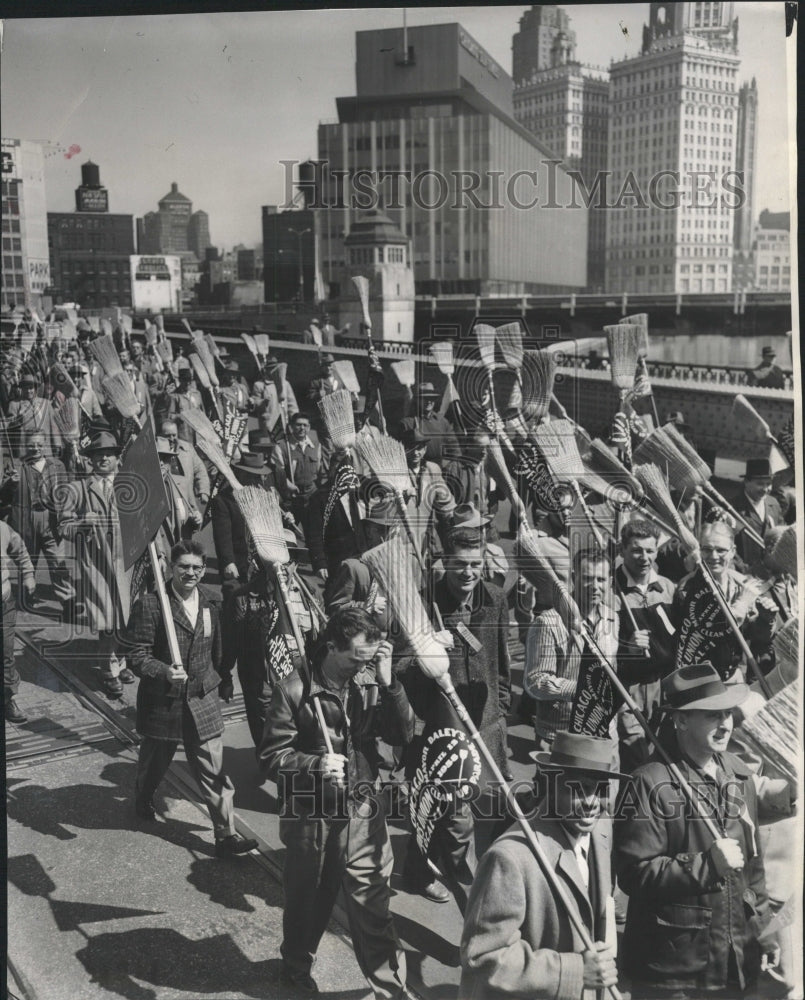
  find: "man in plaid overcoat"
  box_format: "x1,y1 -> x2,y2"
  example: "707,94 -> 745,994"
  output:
121,539 -> 257,857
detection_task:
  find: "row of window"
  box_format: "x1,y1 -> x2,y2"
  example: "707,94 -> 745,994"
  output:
1,218 -> 21,234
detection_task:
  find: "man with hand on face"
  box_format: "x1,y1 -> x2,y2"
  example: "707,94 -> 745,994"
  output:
615,519 -> 677,773
460,731 -> 622,1000
121,541 -> 257,857
615,663 -> 777,999
259,608 -> 415,999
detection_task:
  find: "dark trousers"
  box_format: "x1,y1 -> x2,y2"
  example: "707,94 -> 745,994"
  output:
4,602 -> 19,697
25,516 -> 74,602
237,646 -> 272,747
136,708 -> 236,839
403,797 -> 475,914
280,801 -> 407,999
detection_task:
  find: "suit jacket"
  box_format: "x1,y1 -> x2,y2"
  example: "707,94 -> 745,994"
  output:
307,485 -> 365,574
9,455 -> 69,542
460,814 -> 613,1000
731,491 -> 783,571
211,487 -> 250,578
123,588 -> 224,742
173,441 -> 210,501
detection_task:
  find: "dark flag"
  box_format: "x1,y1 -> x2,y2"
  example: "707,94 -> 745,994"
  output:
514,440 -> 573,512
569,638 -> 621,737
116,419 -> 170,569
675,567 -> 735,678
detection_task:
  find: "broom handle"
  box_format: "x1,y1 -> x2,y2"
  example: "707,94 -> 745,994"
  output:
148,540 -> 183,670
696,560 -> 772,698
435,674 -> 623,1000
701,483 -> 765,548
394,489 -> 426,574
312,695 -> 335,756
580,625 -> 724,843
571,480 -> 605,549
288,563 -> 327,627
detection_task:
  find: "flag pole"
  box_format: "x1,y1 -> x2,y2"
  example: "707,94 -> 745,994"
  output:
147,540 -> 183,670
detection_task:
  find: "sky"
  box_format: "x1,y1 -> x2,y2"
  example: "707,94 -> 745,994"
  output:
1,3 -> 794,250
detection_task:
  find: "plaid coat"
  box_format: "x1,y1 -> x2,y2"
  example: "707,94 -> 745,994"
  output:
122,588 -> 224,742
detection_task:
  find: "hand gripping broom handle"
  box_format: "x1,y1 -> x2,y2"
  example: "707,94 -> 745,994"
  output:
701,484 -> 764,548
147,541 -> 184,670
434,673 -> 623,1000
695,559 -> 772,699
579,624 -> 723,843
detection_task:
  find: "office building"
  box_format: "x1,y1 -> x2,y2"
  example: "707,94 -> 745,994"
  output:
315,22 -> 587,297
47,161 -> 135,309
130,254 -> 182,312
754,210 -> 790,292
1,138 -> 50,310
512,6 -> 609,289
605,2 -> 741,294
731,77 -> 758,290
137,183 -> 212,260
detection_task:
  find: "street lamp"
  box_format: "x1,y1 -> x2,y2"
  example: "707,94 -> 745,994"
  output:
287,226 -> 311,303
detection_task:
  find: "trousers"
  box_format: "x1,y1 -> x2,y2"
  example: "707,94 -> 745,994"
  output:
24,513 -> 74,602
136,707 -> 236,839
279,798 -> 407,999
4,602 -> 19,697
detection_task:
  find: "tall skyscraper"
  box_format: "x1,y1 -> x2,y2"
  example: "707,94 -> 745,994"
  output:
732,77 -> 758,290
1,138 -> 50,310
512,6 -> 609,289
137,182 -> 212,260
605,2 -> 742,294
187,209 -> 211,260
512,5 -> 576,83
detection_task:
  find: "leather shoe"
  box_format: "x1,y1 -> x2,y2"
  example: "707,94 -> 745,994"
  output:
215,834 -> 258,858
5,697 -> 27,724
119,667 -> 136,684
404,878 -> 450,904
134,798 -> 157,821
280,966 -> 319,995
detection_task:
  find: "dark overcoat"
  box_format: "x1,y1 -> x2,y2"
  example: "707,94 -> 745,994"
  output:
123,588 -> 224,742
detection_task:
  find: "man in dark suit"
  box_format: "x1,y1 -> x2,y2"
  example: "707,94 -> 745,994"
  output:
460,731 -> 620,1000
121,540 -> 257,857
732,458 -> 783,572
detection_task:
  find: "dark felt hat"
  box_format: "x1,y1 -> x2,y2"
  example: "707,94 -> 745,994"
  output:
744,458 -> 772,480
83,430 -> 121,454
660,662 -> 749,712
529,731 -> 628,780
231,452 -> 270,476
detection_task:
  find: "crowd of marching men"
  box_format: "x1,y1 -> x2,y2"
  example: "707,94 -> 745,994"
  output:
0,302 -> 801,1000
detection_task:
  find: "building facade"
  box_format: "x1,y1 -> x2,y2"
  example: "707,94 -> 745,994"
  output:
262,206 -> 316,303
137,183 -> 211,260
47,161 -> 135,309
1,138 -> 50,310
605,2 -> 741,294
754,211 -> 790,292
731,77 -> 758,291
314,22 -> 587,297
512,7 -> 609,290
130,254 -> 182,313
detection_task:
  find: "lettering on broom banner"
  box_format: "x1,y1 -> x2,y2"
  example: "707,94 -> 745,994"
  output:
675,569 -> 733,673
514,441 -> 573,513
569,643 -> 620,737
409,722 -> 482,859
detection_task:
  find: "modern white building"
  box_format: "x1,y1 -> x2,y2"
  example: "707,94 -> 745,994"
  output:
754,222 -> 790,292
605,2 -> 742,294
1,138 -> 51,310
129,254 -> 182,313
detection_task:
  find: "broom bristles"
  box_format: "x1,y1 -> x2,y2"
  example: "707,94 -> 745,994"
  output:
475,324 -> 497,369
88,334 -> 123,376
356,434 -> 409,492
533,418 -> 585,478
192,340 -> 219,387
521,350 -> 557,421
429,342 -> 454,376
496,322 -> 524,369
772,617 -> 798,676
194,435 -> 242,492
731,394 -> 772,440
189,353 -> 212,390
54,397 -> 81,437
587,439 -> 644,507
771,525 -> 798,578
235,485 -> 289,565
623,313 -> 649,357
663,424 -> 712,481
255,334 -> 271,358
634,463 -> 699,554
391,360 -> 416,388
362,535 -> 449,680
516,525 -> 582,632
101,372 -> 140,418
333,360 -> 361,395
241,333 -> 259,358
178,406 -> 222,443
605,324 -> 639,390
351,275 -> 372,328
145,325 -> 158,346
100,317 -> 113,337
203,333 -> 221,359
633,428 -> 704,492
741,680 -> 799,785
319,390 -> 356,449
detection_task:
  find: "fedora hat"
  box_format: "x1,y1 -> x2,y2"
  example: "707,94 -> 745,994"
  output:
231,452 -> 270,476
743,458 -> 771,480
660,662 -> 749,712
247,429 -> 275,451
761,346 -> 776,357
397,417 -> 427,450
83,430 -> 121,455
451,502 -> 492,529
417,382 -> 440,398
529,731 -> 628,780
19,374 -> 38,387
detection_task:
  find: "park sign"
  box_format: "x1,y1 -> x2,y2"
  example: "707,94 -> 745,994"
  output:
117,419 -> 170,569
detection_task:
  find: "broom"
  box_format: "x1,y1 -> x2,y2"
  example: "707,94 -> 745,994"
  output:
356,434 -> 424,571
634,426 -> 706,494
254,334 -> 271,360
488,437 -> 528,527
241,333 -> 260,365
496,322 -> 524,371
390,359 -> 416,389
771,525 -> 798,579
362,535 -> 439,653
430,341 -> 464,428
235,485 -> 288,566
192,339 -> 220,388
87,334 -> 123,377
352,275 -> 372,331
88,316 -> 101,334
662,424 -> 764,546
731,395 -> 790,474
203,333 -> 221,360
475,323 -> 498,412
101,372 -> 141,420
333,360 -> 361,395
772,617 -> 799,683
190,431 -> 241,492
54,397 -> 82,440
189,352 -> 213,391
605,324 -> 639,395
588,439 -> 645,510
622,313 -> 659,424
521,350 -> 557,423
319,389 -> 356,450
516,524 -> 582,633
100,317 -> 114,338
178,404 -> 223,445
49,362 -> 78,399
741,680 -> 799,785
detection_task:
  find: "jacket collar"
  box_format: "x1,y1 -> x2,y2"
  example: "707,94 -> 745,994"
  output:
168,583 -> 208,634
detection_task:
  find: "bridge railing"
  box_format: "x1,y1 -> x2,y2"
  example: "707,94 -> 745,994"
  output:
553,353 -> 794,390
